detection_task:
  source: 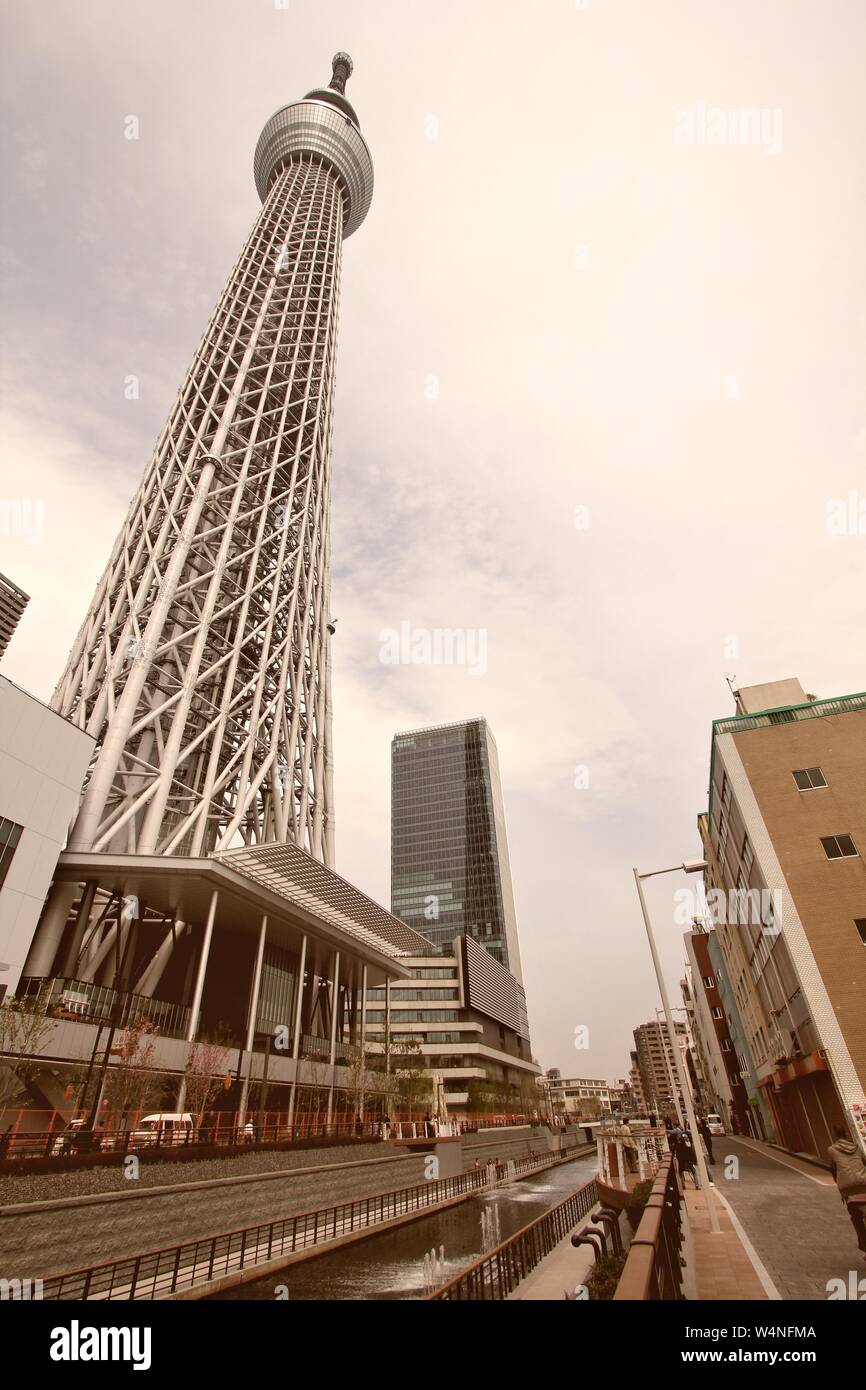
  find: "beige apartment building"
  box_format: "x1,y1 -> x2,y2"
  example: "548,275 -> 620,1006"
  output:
547,1075 -> 614,1118
629,1050 -> 648,1113
696,678 -> 866,1160
633,1019 -> 689,1117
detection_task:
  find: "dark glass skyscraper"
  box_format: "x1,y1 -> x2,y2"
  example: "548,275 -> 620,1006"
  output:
391,718 -> 524,985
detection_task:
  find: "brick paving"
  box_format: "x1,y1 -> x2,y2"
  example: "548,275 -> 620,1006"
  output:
684,1184 -> 768,1300
710,1137 -> 864,1300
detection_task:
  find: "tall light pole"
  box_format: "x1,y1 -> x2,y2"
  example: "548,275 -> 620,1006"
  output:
633,861 -> 720,1234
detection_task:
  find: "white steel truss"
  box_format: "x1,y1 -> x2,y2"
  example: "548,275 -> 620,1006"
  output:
52,60 -> 373,874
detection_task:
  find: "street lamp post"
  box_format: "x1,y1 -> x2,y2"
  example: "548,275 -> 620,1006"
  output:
633,862 -> 720,1234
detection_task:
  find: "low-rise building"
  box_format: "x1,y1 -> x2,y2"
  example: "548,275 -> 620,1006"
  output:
0,675 -> 94,1004
364,934 -> 539,1113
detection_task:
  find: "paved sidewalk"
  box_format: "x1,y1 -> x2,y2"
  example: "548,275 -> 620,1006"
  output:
507,1229 -> 595,1300
683,1183 -> 768,1300
711,1137 -> 863,1300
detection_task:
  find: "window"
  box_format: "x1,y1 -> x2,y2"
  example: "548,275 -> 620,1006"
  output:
0,818 -> 23,891
703,975 -> 715,989
741,838 -> 754,876
821,834 -> 859,860
793,767 -> 827,791
855,919 -> 866,946
711,1006 -> 724,1020
720,1039 -> 732,1053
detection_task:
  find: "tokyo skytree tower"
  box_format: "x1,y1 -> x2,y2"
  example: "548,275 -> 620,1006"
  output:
53,54 -> 372,870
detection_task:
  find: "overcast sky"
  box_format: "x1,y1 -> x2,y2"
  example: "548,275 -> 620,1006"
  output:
1,1 -> 864,1082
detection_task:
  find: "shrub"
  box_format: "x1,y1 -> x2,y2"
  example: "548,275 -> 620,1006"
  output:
586,1251 -> 628,1300
624,1179 -> 653,1231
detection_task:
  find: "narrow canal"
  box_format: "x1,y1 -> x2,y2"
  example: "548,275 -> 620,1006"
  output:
211,1151 -> 597,1300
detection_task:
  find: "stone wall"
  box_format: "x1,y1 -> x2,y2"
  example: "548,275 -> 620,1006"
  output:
461,1124 -> 583,1170
0,1144 -> 428,1280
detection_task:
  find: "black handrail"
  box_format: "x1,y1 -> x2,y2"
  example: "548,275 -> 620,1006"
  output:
428,1177 -> 599,1300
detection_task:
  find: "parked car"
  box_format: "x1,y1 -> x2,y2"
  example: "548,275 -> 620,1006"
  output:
705,1112 -> 726,1137
129,1113 -> 194,1147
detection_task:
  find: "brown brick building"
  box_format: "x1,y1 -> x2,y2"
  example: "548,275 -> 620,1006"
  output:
696,678 -> 866,1160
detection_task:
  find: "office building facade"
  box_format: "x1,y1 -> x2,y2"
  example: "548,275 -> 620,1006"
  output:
384,718 -> 537,1111
391,718 -> 523,983
696,678 -> 866,1158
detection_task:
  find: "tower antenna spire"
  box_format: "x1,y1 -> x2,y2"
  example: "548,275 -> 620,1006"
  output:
329,51 -> 353,95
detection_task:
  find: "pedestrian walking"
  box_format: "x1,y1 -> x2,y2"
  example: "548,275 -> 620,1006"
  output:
698,1116 -> 715,1166
674,1130 -> 700,1188
828,1124 -> 866,1258
666,1120 -> 683,1153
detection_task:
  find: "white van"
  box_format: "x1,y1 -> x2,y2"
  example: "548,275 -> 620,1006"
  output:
129,1113 -> 194,1147
705,1113 -> 725,1137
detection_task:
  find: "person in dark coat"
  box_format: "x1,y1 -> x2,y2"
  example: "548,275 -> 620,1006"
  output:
674,1130 -> 700,1188
828,1124 -> 866,1257
698,1116 -> 715,1166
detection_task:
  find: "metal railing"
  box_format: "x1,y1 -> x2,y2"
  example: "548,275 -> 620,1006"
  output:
613,1158 -> 684,1300
428,1177 -> 599,1300
0,1107 -> 557,1162
0,1110 -> 426,1160
298,1032 -> 351,1063
35,1149 -> 564,1300
16,975 -> 190,1040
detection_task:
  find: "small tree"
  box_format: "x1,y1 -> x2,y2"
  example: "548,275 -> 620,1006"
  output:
102,1017 -> 161,1127
298,1056 -> 332,1127
391,1037 -> 431,1117
0,988 -> 55,1111
344,1042 -> 378,1127
183,1035 -> 231,1126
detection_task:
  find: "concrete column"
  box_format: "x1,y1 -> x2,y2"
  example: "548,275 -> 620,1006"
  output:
326,950 -> 341,1123
22,882 -> 79,979
359,963 -> 368,1126
175,894 -> 218,1111
238,914 -> 267,1125
185,890 -> 218,1044
59,880 -> 98,979
134,918 -> 183,997
287,934 -> 308,1128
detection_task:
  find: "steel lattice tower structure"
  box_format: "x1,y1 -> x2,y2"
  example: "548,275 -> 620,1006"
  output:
30,55 -> 373,975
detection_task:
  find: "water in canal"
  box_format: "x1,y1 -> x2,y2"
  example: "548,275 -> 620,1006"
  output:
212,1153 -> 596,1300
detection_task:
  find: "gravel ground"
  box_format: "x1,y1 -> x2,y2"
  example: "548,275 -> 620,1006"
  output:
0,1142 -> 391,1207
